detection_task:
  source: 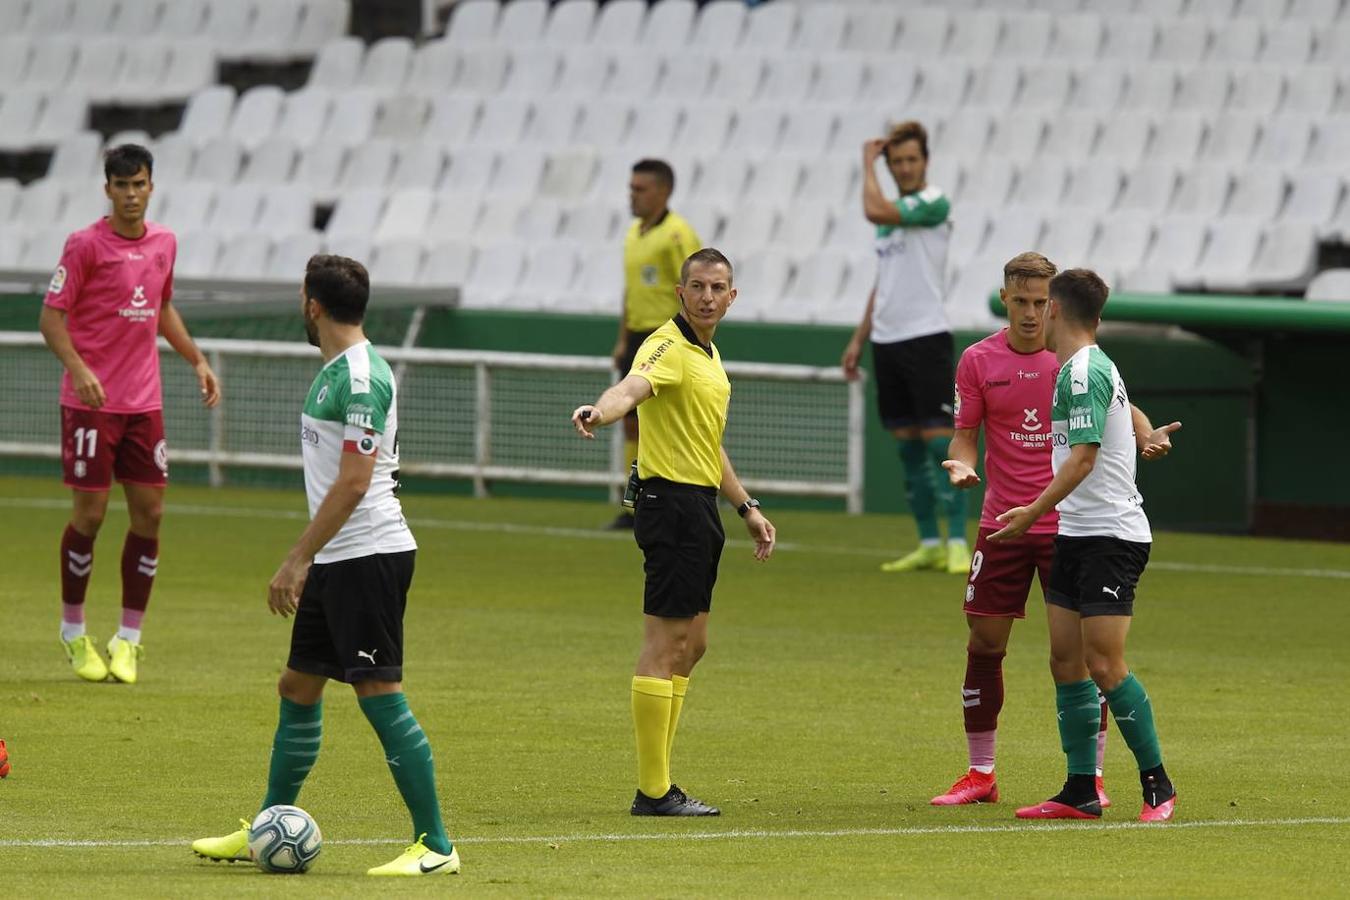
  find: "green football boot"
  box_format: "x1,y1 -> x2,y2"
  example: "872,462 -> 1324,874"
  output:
191,819 -> 252,862
106,636 -> 144,684
880,544 -> 946,573
62,635 -> 109,682
947,539 -> 974,575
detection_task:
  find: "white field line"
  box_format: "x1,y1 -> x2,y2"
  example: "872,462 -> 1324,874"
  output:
3,496 -> 1349,581
2,816 -> 1348,849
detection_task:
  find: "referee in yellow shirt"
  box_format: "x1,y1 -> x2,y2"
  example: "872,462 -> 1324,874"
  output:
573,248 -> 776,816
607,159 -> 701,530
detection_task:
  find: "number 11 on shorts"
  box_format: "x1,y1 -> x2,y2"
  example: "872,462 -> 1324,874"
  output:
74,427 -> 98,458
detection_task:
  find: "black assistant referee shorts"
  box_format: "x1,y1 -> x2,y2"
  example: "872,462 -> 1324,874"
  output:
288,550 -> 415,683
871,331 -> 955,431
634,478 -> 725,618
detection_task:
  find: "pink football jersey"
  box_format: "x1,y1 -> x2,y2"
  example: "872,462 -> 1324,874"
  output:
954,329 -> 1060,534
43,218 -> 176,413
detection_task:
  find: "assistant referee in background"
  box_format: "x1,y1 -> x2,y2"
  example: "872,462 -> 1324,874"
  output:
607,159 -> 701,530
573,248 -> 775,817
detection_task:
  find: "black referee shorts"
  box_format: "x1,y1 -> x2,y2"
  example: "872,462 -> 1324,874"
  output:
617,329 -> 655,422
871,331 -> 955,431
1046,536 -> 1150,618
634,478 -> 725,618
288,550 -> 414,683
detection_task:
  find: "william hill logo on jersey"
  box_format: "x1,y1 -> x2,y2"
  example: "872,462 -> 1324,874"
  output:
345,404 -> 375,430
1069,405 -> 1094,431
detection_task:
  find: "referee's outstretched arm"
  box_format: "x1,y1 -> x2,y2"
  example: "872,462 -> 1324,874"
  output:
718,446 -> 776,561
570,375 -> 653,438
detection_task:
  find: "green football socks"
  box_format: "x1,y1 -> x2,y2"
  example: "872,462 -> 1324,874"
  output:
927,435 -> 967,538
1105,673 -> 1164,772
1056,679 -> 1102,776
360,692 -> 452,855
898,439 -> 940,542
261,697 -> 322,811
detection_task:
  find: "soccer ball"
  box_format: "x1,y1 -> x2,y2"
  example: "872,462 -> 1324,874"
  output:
248,805 -> 322,874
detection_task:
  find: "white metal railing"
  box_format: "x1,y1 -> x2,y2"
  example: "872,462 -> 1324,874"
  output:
0,332 -> 866,512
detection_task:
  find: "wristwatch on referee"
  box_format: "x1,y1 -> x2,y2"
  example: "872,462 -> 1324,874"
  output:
736,498 -> 761,518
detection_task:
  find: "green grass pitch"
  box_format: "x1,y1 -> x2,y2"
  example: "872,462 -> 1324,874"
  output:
1,474 -> 1348,897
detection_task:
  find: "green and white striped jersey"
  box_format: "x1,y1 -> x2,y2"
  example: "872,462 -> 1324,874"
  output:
871,185 -> 951,344
1051,345 -> 1152,543
300,341 -> 416,563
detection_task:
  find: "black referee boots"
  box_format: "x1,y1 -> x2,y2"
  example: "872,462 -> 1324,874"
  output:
631,784 -> 721,816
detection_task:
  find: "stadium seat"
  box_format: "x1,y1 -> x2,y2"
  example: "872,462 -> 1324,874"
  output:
155,0 -> 207,38
59,185 -> 110,233
1068,63 -> 1127,110
777,201 -> 833,255
758,54 -> 817,105
680,198 -> 726,243
156,182 -> 217,236
1245,222 -> 1319,291
173,230 -> 221,279
751,156 -> 804,201
677,103 -> 734,155
203,1 -> 256,64
307,37 -> 363,91
0,0 -> 25,33
734,247 -> 795,321
491,148 -> 546,197
419,239 -> 475,287
947,9 -> 1001,60
207,186 -> 265,238
1008,158 -> 1068,211
293,142 -> 345,203
371,94 -> 430,143
695,0 -> 752,50
1041,111 -> 1100,162
325,188 -> 385,241
178,85 -> 236,148
989,112 -> 1047,163
780,107 -> 836,156
471,97 -> 532,147
256,185 -> 314,238
22,0 -> 74,34
1288,0 -> 1339,18
982,213 -> 1045,261
319,91 -> 378,149
1282,65 -> 1336,115
67,38 -> 124,102
1225,169 -> 1286,219
524,98 -> 581,147
967,63 -> 1022,111
238,0 -> 307,63
691,153 -> 751,204
1229,66 -> 1286,115
1088,211 -> 1154,279
503,47 -> 560,97
895,8 -> 951,58
226,86 -> 285,153
1310,21 -> 1350,64
1039,215 -> 1097,269
266,230 -> 323,279
0,37 -> 30,88
323,233 -> 372,265
498,0 -> 549,44
475,195 -> 531,241
388,143 -> 448,191
426,193 -> 483,242
728,105 -> 786,156
1100,15 -> 1157,60
552,47 -> 609,98
1017,64 -> 1072,111
1304,268 -> 1350,301
1136,214 -> 1208,287
640,0 -> 696,50
1153,20 -> 1210,64
654,51 -> 717,100
560,202 -> 621,243
706,53 -> 764,104
1120,65 -> 1179,111
947,256 -> 1006,329
620,99 -> 682,150
1235,0 -> 1291,16
444,0 -> 499,44
155,39 -> 217,104
1261,20 -> 1313,65
997,11 -> 1053,61
1252,114 -> 1314,167
65,0 -> 116,35
23,37 -> 78,91
912,61 -> 971,108
1171,165 -> 1234,217
370,238 -> 425,287
1281,169 -> 1342,234
720,202 -> 780,256
452,46 -> 510,95
1175,66 -> 1232,112
279,90 -> 333,150
1134,0 -> 1187,16
592,0 -> 647,47
832,105 -> 888,154
17,228 -> 70,272
795,250 -> 857,325
1061,161 -> 1124,213
517,197 -> 568,242
742,1 -> 796,52
842,6 -> 902,53
1146,112 -> 1204,166
1208,19 -> 1262,64
46,131 -> 101,184
791,3 -> 849,54
30,92 -> 92,150
423,94 -> 479,146
934,108 -> 992,164
1183,0 -> 1237,19
1305,118 -> 1350,169
462,240 -> 528,308
946,206 -> 988,270
331,139 -> 394,195
810,55 -> 871,105
1194,217 -> 1263,290
375,189 -> 436,242
190,136 -> 243,183
961,158 -> 1016,209
564,240 -> 625,313
1199,112 -> 1261,165
360,36 -> 414,93
607,49 -> 666,99
516,242 -> 581,309
1047,13 -> 1105,61
542,0 -> 598,47
214,233 -> 273,280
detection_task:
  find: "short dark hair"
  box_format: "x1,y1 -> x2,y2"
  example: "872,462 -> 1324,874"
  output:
304,254 -> 370,325
885,120 -> 929,161
1049,268 -> 1110,327
104,144 -> 154,181
632,158 -> 675,192
679,247 -> 733,285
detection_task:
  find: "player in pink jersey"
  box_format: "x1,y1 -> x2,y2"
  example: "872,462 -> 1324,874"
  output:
930,253 -> 1180,807
38,144 -> 220,685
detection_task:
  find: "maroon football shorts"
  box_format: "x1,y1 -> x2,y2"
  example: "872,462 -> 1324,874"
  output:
61,406 -> 168,492
962,527 -> 1055,618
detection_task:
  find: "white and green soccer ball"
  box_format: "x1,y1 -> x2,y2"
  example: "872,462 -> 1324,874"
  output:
248,804 -> 322,874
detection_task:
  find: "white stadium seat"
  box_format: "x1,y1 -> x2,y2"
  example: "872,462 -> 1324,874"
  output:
370,238 -> 425,287
325,188 -> 386,241
1088,212 -> 1155,279
215,233 -> 273,280
1194,217 -> 1263,291
445,0 -> 499,44
1246,222 -> 1319,291
227,86 -> 286,153
256,185 -> 314,238
640,0 -> 696,50
266,230 -> 323,280
1281,169 -> 1343,235
743,1 -> 796,52
420,239 -> 475,287
592,0 -> 647,46
498,0 -> 549,44
543,0 -> 598,47
791,3 -> 848,54
209,185 -> 266,238
375,189 -> 437,242
1305,268 -> 1350,301
360,37 -> 414,93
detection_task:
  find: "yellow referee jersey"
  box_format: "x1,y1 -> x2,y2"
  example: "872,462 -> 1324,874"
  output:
623,211 -> 701,332
629,316 -> 730,488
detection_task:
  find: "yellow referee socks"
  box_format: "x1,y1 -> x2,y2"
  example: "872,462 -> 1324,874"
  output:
631,676 -> 673,799
667,674 -> 689,762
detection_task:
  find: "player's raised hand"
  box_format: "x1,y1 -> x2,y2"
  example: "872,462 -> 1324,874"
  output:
862,138 -> 886,163
71,364 -> 106,409
195,359 -> 221,408
1140,421 -> 1182,460
942,459 -> 981,489
745,509 -> 776,561
267,556 -> 310,618
990,506 -> 1035,542
571,405 -> 602,438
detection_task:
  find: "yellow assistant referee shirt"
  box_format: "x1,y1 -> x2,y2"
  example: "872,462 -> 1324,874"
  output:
623,211 -> 701,332
629,316 -> 730,488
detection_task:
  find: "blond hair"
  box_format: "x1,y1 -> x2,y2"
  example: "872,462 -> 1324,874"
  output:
1003,251 -> 1057,285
